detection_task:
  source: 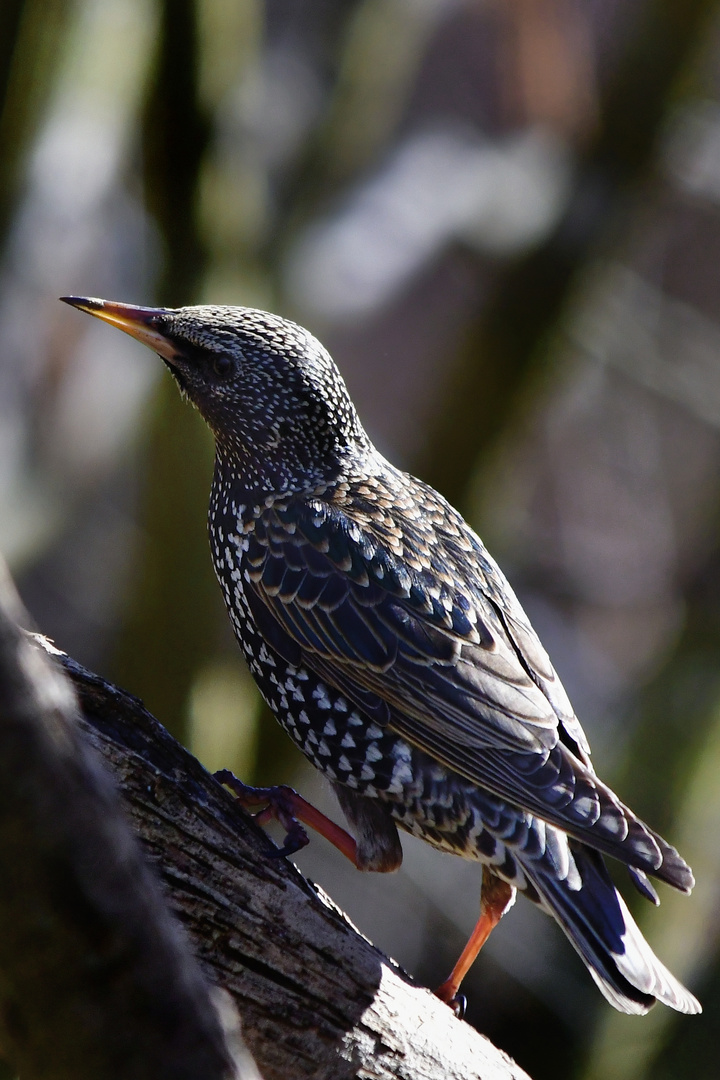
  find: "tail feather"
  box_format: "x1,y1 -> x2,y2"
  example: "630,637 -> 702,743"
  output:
523,843 -> 701,1015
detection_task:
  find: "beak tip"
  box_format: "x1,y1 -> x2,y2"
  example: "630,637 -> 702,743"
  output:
59,296 -> 102,312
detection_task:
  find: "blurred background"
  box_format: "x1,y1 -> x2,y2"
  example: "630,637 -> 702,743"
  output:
2,0 -> 720,1076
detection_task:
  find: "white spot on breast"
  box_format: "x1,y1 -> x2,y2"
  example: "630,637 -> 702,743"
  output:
365,743 -> 383,763
387,759 -> 414,793
312,686 -> 332,709
258,644 -> 275,667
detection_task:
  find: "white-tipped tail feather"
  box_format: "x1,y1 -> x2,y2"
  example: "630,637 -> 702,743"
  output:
524,844 -> 700,1014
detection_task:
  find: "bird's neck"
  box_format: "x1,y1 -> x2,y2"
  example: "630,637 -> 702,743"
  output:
211,434 -> 377,510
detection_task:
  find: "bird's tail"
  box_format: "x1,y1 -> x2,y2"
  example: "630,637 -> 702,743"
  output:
522,843 -> 701,1014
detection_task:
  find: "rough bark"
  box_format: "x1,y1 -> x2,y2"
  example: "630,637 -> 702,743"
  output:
0,564 -> 252,1080
27,635 -> 531,1080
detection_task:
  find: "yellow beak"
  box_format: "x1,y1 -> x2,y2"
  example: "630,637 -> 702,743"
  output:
59,296 -> 179,363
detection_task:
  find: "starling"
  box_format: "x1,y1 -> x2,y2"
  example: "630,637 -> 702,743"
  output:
61,295 -> 701,1016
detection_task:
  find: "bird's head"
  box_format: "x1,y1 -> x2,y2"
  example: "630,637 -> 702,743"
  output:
60,297 -> 371,495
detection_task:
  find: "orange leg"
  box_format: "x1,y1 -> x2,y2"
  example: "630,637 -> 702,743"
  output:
435,867 -> 516,1012
215,770 -> 359,865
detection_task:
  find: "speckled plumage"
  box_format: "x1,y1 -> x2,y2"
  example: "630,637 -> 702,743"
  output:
62,296 -> 701,1016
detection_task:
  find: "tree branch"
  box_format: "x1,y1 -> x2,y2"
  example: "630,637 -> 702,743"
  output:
0,563 -> 252,1080
34,637 -> 531,1080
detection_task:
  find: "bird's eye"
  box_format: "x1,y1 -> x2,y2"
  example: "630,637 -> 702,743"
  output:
213,354 -> 233,378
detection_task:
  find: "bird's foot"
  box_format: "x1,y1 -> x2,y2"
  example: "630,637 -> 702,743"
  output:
215,771 -> 311,857
215,770 -> 358,863
434,984 -> 467,1019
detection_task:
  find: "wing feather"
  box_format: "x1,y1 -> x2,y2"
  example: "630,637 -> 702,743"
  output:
242,495 -> 692,888
248,499 -> 564,753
